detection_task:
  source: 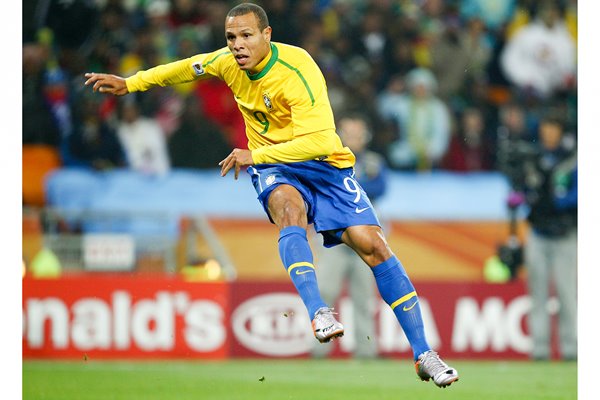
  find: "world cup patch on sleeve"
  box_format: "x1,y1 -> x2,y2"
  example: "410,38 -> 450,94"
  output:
192,62 -> 205,76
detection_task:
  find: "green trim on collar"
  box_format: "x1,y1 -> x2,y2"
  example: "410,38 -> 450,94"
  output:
246,43 -> 279,81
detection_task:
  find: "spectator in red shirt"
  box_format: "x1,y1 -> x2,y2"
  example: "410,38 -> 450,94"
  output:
442,107 -> 494,172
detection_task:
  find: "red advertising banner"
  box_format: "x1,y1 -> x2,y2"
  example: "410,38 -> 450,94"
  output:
228,281 -> 538,360
23,276 -> 560,360
22,275 -> 229,359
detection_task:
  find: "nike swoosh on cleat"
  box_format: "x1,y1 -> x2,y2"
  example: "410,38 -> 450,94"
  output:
403,301 -> 418,311
355,207 -> 369,214
295,269 -> 314,275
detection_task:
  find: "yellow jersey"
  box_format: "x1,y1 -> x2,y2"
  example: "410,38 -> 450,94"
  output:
126,42 -> 355,169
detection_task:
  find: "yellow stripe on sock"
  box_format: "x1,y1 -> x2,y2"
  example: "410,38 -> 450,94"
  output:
287,262 -> 315,275
390,291 -> 417,310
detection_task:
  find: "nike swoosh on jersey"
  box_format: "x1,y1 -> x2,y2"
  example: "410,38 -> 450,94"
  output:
295,269 -> 314,275
403,301 -> 418,311
355,207 -> 369,214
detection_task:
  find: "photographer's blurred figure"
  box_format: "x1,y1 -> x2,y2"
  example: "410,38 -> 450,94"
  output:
311,113 -> 388,359
511,115 -> 577,361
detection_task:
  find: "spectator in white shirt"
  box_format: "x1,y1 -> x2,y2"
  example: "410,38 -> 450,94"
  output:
500,0 -> 576,99
117,97 -> 171,176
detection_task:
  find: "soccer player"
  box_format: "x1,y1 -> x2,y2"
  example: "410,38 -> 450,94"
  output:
84,3 -> 459,388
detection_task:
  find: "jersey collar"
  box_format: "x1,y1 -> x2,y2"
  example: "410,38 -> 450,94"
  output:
246,43 -> 278,81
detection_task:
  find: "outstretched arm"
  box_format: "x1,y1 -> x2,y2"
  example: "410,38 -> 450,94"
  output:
84,73 -> 129,96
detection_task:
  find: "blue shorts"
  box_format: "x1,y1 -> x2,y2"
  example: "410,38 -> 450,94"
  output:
247,160 -> 381,247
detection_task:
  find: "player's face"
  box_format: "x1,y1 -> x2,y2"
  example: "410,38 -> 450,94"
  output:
225,13 -> 272,72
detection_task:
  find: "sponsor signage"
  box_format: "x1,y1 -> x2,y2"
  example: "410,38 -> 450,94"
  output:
83,234 -> 136,271
22,276 -> 229,359
228,282 -> 539,359
23,277 -> 559,359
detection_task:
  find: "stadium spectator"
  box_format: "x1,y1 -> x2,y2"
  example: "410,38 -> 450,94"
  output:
459,0 -> 517,33
167,0 -> 206,28
495,101 -> 534,143
428,15 -> 471,102
23,43 -> 61,147
36,0 -> 100,75
500,0 -> 576,99
312,113 -> 386,360
137,0 -> 178,63
377,67 -> 451,171
513,116 -> 577,361
64,94 -> 125,170
84,3 -> 459,388
442,107 -> 495,172
116,97 -> 170,176
168,96 -> 231,169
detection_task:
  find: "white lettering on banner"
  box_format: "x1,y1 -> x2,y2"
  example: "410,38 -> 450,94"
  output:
72,299 -> 111,350
23,291 -> 226,353
452,295 -> 531,353
26,298 -> 69,349
379,298 -> 440,353
231,293 -> 312,356
184,301 -> 226,351
113,291 -> 132,349
505,296 -> 531,353
131,292 -> 175,351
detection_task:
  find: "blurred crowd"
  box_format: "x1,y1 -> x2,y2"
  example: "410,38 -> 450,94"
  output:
22,0 -> 578,176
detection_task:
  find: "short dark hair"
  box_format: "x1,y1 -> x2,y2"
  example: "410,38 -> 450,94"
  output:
227,3 -> 269,31
539,114 -> 564,130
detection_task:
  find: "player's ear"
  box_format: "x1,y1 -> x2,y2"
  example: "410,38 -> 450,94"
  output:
263,26 -> 272,41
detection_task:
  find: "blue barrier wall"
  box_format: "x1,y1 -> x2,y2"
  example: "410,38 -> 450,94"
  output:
45,168 -> 515,237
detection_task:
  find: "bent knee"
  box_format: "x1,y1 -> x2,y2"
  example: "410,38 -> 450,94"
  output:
344,226 -> 392,266
267,185 -> 308,228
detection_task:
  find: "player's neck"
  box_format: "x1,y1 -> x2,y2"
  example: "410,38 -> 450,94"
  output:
249,44 -> 273,74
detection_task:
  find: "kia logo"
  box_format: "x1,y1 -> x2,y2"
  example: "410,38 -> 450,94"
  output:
231,293 -> 314,356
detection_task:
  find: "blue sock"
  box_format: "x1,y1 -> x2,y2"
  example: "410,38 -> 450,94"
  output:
372,255 -> 430,360
278,226 -> 327,319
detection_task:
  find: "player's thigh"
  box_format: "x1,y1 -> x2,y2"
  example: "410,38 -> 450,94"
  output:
341,225 -> 393,267
267,184 -> 308,229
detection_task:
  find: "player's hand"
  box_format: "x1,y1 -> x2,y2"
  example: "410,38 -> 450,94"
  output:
219,149 -> 254,180
84,72 -> 129,96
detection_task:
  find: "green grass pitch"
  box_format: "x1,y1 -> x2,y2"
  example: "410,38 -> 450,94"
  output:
23,359 -> 577,400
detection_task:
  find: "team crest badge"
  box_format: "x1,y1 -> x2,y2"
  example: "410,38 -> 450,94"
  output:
266,174 -> 276,186
262,92 -> 273,112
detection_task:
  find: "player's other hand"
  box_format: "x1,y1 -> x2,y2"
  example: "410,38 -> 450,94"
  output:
84,73 -> 129,96
219,149 -> 254,180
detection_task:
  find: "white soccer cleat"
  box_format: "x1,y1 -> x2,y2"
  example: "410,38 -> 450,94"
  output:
312,307 -> 344,343
415,350 -> 459,388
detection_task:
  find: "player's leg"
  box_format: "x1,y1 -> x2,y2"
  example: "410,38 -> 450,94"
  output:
525,232 -> 552,360
347,249 -> 378,359
341,225 -> 429,357
342,224 -> 458,387
550,232 -> 577,360
268,184 -> 344,343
